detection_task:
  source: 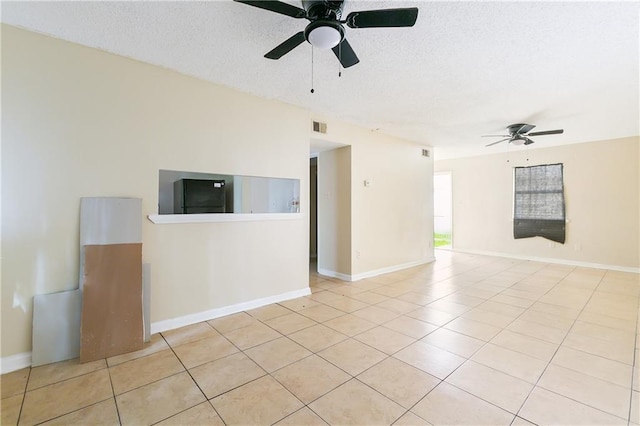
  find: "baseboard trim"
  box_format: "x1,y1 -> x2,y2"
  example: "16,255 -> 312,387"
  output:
317,268 -> 352,281
351,257 -> 436,281
450,248 -> 640,274
150,287 -> 311,335
1,352 -> 32,374
318,257 -> 436,282
0,288 -> 312,374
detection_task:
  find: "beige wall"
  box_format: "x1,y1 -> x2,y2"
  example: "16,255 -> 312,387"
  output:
312,119 -> 435,279
1,25 -> 310,358
1,25 -> 437,362
350,138 -> 434,276
435,137 -> 640,269
317,147 -> 352,277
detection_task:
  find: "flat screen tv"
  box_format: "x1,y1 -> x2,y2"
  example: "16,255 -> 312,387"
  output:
173,179 -> 226,214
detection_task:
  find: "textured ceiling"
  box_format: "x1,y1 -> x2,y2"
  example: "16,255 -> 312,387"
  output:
2,1 -> 639,158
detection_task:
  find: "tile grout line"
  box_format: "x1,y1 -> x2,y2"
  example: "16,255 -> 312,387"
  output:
322,256 -> 633,424
9,255 -> 635,425
261,287 -> 431,424
216,307 -> 336,425
400,266 -> 547,422
16,363 -> 118,425
421,261 -> 607,419
15,365 -> 31,425
105,362 -> 123,426
160,327 -> 234,425
512,268 -> 634,423
510,264 -> 583,415
190,311 -> 317,424
368,259 -> 567,424
253,264 -> 614,424
626,280 -> 640,426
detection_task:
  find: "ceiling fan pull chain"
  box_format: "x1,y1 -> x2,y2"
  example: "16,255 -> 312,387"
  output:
338,42 -> 342,77
310,46 -> 315,94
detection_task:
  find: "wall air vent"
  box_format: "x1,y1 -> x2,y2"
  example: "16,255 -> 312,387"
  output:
422,149 -> 430,157
312,121 -> 327,134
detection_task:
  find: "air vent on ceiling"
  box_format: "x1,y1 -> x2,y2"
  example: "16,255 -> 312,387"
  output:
422,149 -> 430,157
312,121 -> 327,134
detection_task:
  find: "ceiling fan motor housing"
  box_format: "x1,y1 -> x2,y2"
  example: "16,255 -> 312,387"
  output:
507,123 -> 532,135
302,0 -> 344,19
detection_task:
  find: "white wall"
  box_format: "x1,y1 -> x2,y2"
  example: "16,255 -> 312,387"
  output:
1,25 -> 310,359
435,137 -> 640,270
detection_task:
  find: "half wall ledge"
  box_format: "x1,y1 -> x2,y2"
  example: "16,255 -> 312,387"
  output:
147,213 -> 303,224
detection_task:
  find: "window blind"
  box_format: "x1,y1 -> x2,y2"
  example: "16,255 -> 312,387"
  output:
513,163 -> 565,244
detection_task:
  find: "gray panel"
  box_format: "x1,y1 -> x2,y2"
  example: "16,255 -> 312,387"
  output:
79,197 -> 142,289
80,197 -> 142,245
32,289 -> 82,367
142,263 -> 151,343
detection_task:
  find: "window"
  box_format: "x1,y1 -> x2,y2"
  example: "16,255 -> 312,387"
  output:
513,163 -> 565,243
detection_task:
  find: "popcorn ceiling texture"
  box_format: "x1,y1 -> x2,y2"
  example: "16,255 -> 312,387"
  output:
2,1 -> 638,158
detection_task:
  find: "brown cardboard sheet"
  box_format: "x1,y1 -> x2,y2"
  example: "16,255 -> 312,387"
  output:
80,243 -> 143,362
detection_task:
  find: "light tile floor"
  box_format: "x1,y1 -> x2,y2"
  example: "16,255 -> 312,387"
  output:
2,250 -> 639,425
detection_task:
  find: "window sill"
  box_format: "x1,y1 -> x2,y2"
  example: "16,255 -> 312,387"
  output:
147,213 -> 303,224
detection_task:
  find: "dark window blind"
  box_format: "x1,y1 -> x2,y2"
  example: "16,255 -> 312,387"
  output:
513,163 -> 566,243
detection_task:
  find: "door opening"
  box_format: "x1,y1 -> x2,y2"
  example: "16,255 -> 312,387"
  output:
310,157 -> 318,267
434,172 -> 452,249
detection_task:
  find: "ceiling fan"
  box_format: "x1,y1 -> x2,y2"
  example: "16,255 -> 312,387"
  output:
484,123 -> 564,147
233,0 -> 419,68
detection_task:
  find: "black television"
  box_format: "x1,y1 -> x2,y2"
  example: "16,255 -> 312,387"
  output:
173,179 -> 226,214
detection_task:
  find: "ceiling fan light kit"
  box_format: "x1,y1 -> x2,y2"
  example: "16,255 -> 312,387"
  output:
234,0 -> 419,68
306,22 -> 343,49
484,123 -> 564,147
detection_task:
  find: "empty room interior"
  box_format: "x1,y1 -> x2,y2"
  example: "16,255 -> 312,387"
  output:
1,1 -> 639,425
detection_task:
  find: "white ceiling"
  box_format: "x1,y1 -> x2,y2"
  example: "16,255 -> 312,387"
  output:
2,1 -> 639,159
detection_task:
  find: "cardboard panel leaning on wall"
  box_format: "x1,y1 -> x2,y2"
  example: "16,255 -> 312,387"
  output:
1,24 -> 309,361
434,137 -> 640,269
81,243 -> 143,362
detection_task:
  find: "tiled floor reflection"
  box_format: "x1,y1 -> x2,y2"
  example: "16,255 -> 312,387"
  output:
2,250 -> 639,425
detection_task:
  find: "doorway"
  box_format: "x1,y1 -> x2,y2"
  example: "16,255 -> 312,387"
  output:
434,172 -> 452,249
310,137 -> 350,277
310,157 -> 318,262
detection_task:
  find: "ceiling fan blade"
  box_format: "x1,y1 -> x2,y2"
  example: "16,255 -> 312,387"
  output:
527,129 -> 564,136
233,0 -> 306,18
482,134 -> 510,138
523,137 -> 535,145
264,32 -> 306,59
486,138 -> 511,147
332,39 -> 360,68
517,124 -> 536,134
345,8 -> 419,29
